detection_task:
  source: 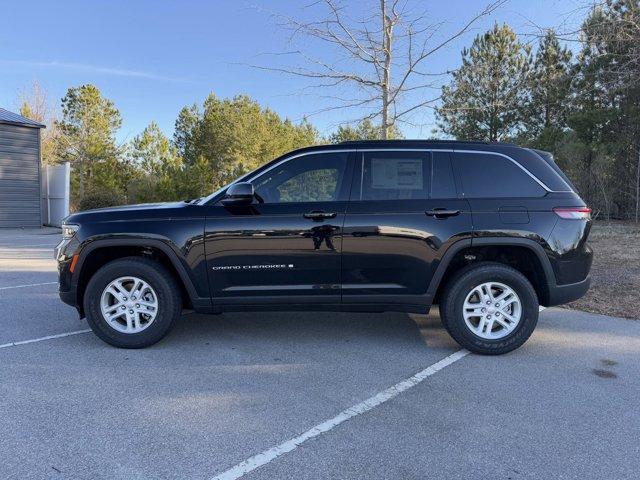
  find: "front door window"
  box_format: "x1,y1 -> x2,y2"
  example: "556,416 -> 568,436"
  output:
252,153 -> 349,203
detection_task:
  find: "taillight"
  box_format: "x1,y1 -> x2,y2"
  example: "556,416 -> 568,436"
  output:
553,207 -> 591,220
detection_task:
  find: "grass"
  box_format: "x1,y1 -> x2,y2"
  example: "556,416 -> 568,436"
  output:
566,221 -> 640,319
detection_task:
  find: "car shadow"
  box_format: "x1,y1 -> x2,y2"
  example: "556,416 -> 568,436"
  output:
162,307 -> 458,355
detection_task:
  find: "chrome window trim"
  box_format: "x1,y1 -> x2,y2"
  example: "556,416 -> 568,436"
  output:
244,149 -> 355,184
243,147 -> 563,195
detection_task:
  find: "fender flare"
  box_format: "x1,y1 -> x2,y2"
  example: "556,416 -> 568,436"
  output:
425,237 -> 556,299
73,238 -> 202,306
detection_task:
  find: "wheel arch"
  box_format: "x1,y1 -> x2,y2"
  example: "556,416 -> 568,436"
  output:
427,237 -> 556,306
73,239 -> 203,316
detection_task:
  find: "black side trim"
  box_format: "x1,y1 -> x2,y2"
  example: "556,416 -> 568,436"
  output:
425,239 -> 472,297
217,303 -> 427,314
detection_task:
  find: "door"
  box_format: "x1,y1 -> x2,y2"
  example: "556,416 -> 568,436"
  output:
341,150 -> 473,307
204,151 -> 355,305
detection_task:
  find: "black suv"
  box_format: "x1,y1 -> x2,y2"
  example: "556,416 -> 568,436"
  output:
56,140 -> 592,354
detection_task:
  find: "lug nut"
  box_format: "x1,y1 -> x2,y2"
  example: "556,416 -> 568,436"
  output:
132,296 -> 136,300
495,303 -> 500,307
121,306 -> 126,310
487,315 -> 492,319
481,308 -> 486,313
135,304 -> 140,308
129,309 -> 134,314
496,312 -> 501,316
486,301 -> 491,305
123,297 -> 128,301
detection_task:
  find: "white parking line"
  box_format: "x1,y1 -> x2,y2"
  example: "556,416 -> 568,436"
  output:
210,349 -> 469,480
0,329 -> 92,349
0,244 -> 57,248
0,282 -> 57,290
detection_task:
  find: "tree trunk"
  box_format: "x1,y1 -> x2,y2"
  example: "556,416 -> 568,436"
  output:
78,162 -> 85,198
381,0 -> 392,140
636,146 -> 640,223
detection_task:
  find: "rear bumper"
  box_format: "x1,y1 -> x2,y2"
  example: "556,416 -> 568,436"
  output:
546,276 -> 591,307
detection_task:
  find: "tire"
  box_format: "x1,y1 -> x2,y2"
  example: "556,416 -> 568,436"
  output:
439,262 -> 539,355
83,257 -> 182,348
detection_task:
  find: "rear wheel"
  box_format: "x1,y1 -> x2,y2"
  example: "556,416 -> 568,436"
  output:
439,262 -> 539,355
84,257 -> 181,348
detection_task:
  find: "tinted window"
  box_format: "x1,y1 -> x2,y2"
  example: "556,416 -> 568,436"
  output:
453,153 -> 545,198
431,152 -> 457,198
253,152 -> 348,203
356,151 -> 429,201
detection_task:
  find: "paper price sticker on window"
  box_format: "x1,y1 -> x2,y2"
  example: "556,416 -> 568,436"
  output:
371,158 -> 423,189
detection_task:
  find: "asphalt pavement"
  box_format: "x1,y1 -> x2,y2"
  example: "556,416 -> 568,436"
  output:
1,228 -> 638,480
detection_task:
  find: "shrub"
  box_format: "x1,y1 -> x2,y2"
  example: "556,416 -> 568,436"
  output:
77,189 -> 126,211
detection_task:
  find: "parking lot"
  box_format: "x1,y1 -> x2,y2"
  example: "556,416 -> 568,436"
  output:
1,228 -> 639,480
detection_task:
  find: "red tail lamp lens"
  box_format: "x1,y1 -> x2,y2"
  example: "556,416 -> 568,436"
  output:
553,207 -> 591,220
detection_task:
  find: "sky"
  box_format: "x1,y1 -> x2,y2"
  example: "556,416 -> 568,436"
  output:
0,0 -> 587,143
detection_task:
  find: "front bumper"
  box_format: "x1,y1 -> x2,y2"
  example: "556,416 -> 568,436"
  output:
59,289 -> 76,307
546,276 -> 591,307
55,237 -> 80,308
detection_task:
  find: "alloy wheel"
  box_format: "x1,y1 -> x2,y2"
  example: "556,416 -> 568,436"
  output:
100,276 -> 158,334
462,281 -> 522,339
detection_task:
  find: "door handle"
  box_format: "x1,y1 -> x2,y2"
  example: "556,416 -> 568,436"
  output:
303,211 -> 337,221
425,208 -> 460,219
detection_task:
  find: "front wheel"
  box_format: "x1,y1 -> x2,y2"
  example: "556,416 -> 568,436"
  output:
439,262 -> 539,355
84,257 -> 182,348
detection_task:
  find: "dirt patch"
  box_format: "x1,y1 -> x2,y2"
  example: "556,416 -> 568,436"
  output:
565,221 -> 640,319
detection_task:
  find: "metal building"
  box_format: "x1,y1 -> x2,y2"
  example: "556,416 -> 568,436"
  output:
0,108 -> 45,228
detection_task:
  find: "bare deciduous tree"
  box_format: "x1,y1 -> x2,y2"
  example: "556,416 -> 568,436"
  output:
255,0 -> 506,139
18,81 -> 60,165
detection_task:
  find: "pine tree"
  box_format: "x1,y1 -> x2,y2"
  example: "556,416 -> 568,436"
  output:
524,30 -> 572,150
131,122 -> 181,176
437,23 -> 531,141
173,104 -> 202,166
55,84 -> 122,200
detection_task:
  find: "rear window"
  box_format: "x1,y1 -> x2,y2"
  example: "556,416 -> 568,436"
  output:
532,149 -> 576,193
453,153 -> 545,198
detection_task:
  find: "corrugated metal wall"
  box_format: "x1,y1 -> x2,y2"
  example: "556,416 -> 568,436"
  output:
0,123 -> 42,227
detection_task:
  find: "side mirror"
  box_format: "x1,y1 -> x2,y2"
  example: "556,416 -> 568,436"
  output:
221,182 -> 255,206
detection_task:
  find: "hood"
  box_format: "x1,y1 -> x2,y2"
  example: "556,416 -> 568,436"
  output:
64,201 -> 196,224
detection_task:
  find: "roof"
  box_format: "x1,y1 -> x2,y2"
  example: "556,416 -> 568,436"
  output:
0,108 -> 46,128
337,139 -> 517,147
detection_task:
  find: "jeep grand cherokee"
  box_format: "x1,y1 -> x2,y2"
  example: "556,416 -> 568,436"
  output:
56,140 -> 592,354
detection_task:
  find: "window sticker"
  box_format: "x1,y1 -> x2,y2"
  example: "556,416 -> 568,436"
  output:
371,158 -> 423,189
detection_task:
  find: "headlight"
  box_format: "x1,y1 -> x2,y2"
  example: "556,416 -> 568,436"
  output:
62,224 -> 79,240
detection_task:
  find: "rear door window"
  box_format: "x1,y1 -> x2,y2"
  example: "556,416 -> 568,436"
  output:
452,152 -> 545,198
353,151 -> 430,201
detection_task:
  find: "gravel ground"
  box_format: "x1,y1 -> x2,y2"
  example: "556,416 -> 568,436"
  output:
567,221 -> 640,319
